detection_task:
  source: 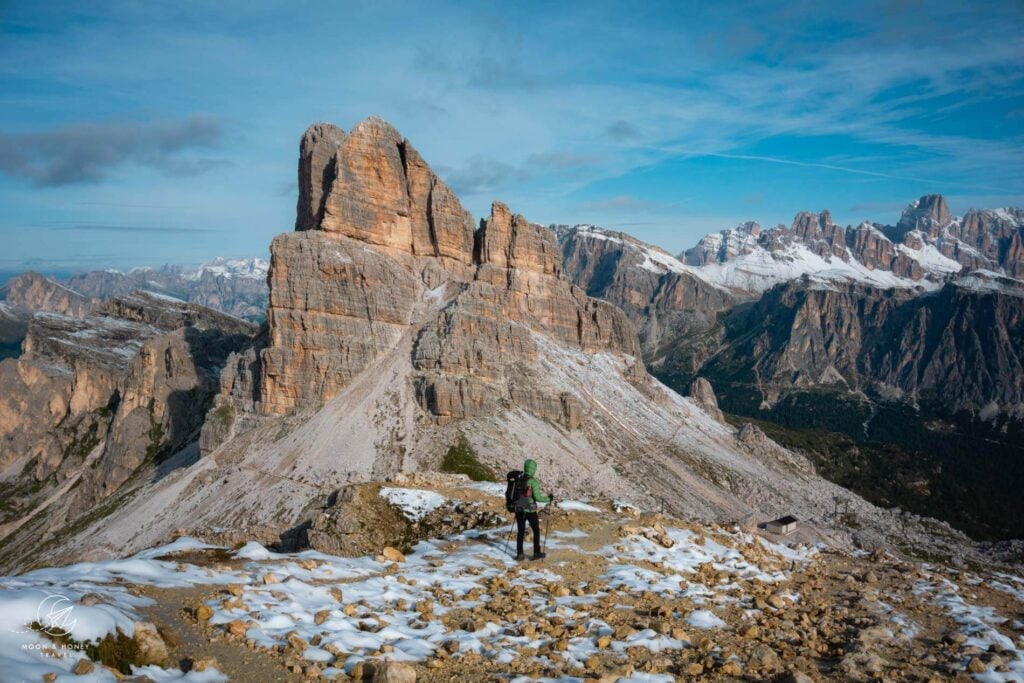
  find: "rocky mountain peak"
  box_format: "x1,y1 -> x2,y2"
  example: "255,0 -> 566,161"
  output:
791,209 -> 833,238
245,118 -> 642,418
4,271 -> 94,317
897,193 -> 952,236
477,201 -> 561,276
294,117 -> 476,269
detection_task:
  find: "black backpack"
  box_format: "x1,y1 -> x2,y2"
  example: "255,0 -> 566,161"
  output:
505,470 -> 527,512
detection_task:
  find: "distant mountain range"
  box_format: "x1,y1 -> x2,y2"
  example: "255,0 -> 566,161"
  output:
557,197 -> 1024,539
64,256 -> 270,320
0,257 -> 269,359
680,195 -> 1022,292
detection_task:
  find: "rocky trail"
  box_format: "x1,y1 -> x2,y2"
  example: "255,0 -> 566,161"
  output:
2,478 -> 1022,682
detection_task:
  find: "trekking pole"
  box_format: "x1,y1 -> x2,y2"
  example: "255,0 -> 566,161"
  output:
502,516 -> 516,556
541,506 -> 552,555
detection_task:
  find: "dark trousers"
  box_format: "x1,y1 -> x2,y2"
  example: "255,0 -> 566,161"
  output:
515,510 -> 541,555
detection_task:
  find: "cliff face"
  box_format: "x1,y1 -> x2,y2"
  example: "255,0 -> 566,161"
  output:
696,273 -> 1024,421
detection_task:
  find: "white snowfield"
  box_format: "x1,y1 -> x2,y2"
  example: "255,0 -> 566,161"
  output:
690,242 -> 938,293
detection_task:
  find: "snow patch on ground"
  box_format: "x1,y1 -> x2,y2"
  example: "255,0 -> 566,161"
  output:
687,609 -> 727,629
0,538 -> 238,682
558,500 -> 602,513
462,481 -> 507,497
914,568 -> 1024,681
379,487 -> 447,521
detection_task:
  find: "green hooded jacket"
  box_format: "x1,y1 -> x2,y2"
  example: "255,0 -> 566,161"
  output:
523,459 -> 550,511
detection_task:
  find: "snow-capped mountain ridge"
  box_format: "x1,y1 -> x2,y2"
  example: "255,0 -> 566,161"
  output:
101,256 -> 269,281
188,256 -> 270,281
57,255 -> 270,322
680,195 -> 1024,293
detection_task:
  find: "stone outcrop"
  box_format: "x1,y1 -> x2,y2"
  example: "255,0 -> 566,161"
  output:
295,118 -> 476,271
789,210 -> 847,259
260,230 -> 422,414
687,377 -> 725,423
891,194 -> 952,238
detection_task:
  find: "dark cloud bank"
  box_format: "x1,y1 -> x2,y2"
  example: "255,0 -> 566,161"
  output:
0,115 -> 226,186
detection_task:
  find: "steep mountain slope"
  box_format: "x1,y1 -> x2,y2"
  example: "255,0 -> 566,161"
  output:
0,292 -> 256,569
0,117 -> 955,573
557,225 -> 735,373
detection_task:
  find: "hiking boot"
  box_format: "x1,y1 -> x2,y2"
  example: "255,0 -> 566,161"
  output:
515,553 -> 526,561
531,552 -> 546,560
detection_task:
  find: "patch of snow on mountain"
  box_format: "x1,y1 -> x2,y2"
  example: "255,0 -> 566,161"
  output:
954,270 -> 1024,298
693,242 -> 935,293
140,291 -> 187,303
558,500 -> 602,512
688,610 -> 728,629
0,537 -> 238,682
189,257 -> 270,281
896,240 -> 963,275
990,208 -> 1024,224
914,569 -> 1024,680
462,481 -> 507,497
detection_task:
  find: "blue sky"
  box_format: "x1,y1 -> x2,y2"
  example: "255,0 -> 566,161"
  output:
1,0 -> 1022,272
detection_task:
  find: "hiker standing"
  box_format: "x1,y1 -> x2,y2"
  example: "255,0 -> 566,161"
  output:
514,458 -> 552,561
